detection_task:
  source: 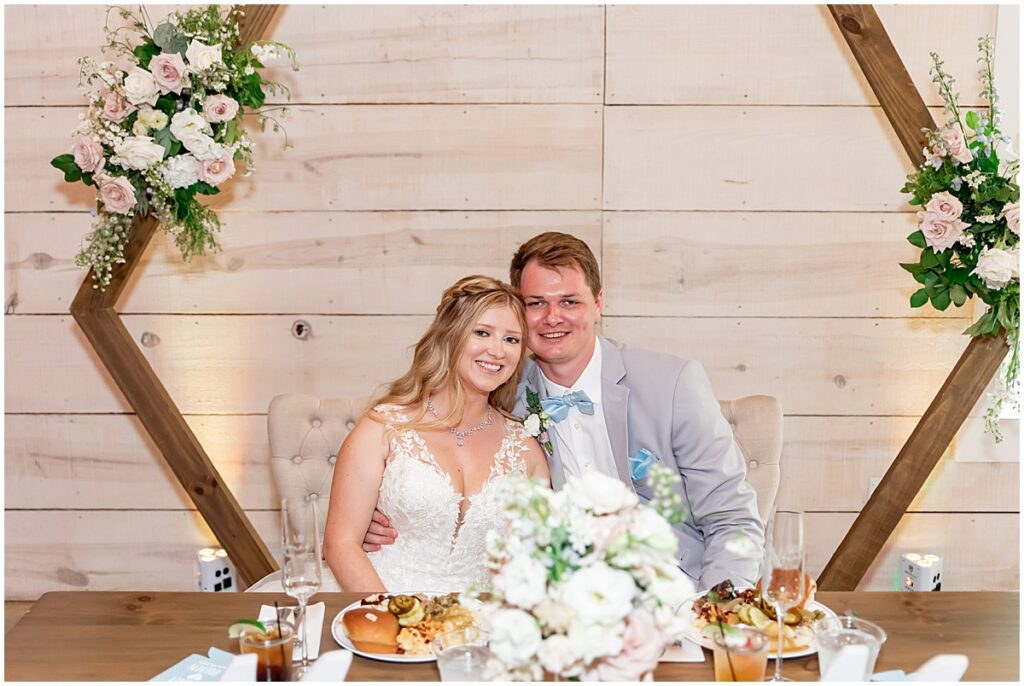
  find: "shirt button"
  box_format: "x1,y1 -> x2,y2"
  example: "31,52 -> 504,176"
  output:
573,422 -> 581,430
346,420 -> 356,430
311,419 -> 322,428
748,459 -> 759,470
292,455 -> 303,465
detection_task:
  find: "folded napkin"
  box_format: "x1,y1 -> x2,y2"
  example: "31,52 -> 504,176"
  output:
299,650 -> 354,682
660,640 -> 705,663
259,602 -> 326,662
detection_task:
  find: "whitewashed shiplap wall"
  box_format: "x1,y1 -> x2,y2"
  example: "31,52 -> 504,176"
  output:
4,4 -> 1018,599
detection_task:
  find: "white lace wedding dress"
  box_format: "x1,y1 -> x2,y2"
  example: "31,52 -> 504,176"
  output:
365,404 -> 529,592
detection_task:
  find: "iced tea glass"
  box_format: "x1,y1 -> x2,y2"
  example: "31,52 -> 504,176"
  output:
239,620 -> 294,682
711,626 -> 770,682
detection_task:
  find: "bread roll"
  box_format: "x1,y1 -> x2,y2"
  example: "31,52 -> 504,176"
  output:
341,608 -> 400,653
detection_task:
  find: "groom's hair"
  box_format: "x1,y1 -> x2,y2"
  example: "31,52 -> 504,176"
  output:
509,232 -> 602,299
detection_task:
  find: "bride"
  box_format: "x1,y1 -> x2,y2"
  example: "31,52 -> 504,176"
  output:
323,275 -> 549,591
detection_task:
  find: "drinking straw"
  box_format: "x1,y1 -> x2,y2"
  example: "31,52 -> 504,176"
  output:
274,601 -> 287,670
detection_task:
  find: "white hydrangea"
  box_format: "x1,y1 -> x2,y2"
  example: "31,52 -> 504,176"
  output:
160,154 -> 201,189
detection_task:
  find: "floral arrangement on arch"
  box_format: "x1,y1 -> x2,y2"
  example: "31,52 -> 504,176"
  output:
900,36 -> 1020,438
480,468 -> 693,681
50,5 -> 296,290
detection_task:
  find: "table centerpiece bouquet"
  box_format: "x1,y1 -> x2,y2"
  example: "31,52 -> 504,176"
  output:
900,35 -> 1019,439
50,5 -> 297,290
480,467 -> 694,681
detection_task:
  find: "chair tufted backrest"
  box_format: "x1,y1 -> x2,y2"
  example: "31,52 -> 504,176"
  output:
267,393 -> 369,541
718,395 -> 784,523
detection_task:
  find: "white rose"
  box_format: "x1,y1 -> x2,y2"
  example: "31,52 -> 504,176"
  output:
494,555 -> 548,610
113,136 -> 165,170
567,619 -> 623,663
537,635 -> 582,677
523,413 -> 541,436
1001,201 -> 1020,236
122,66 -> 159,106
564,471 -> 638,515
170,108 -> 212,141
185,40 -> 223,71
488,608 -> 542,669
561,563 -> 637,625
138,107 -> 168,131
972,247 -> 1018,289
160,154 -> 202,189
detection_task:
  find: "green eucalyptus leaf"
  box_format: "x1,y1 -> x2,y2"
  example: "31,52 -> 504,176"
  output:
920,249 -> 939,269
910,289 -> 929,308
931,289 -> 951,311
153,23 -> 177,50
907,230 -> 927,249
966,110 -> 981,130
950,284 -> 969,307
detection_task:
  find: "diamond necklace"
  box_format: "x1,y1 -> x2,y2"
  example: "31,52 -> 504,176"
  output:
426,396 -> 493,447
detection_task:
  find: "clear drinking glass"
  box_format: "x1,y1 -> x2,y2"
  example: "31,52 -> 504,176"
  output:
281,497 -> 322,678
813,615 -> 887,680
432,627 -> 490,682
711,626 -> 770,682
238,620 -> 294,682
760,510 -> 805,682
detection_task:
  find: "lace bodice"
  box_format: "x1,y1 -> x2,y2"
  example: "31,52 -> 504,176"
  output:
366,404 -> 529,592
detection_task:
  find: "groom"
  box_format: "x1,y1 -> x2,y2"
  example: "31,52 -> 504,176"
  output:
365,232 -> 764,590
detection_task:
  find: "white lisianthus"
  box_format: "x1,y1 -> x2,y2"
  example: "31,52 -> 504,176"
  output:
160,154 -> 202,189
493,554 -> 548,610
567,619 -> 623,664
180,134 -> 224,161
122,66 -> 159,106
488,609 -> 542,669
564,471 -> 638,515
523,413 -> 541,436
113,136 -> 165,170
185,40 -> 223,71
972,247 -> 1018,289
132,120 -> 149,137
561,563 -> 636,625
138,107 -> 168,131
170,108 -> 212,141
627,506 -> 678,554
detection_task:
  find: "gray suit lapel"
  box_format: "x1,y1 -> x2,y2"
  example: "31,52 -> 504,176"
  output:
524,359 -> 566,489
599,337 -> 635,489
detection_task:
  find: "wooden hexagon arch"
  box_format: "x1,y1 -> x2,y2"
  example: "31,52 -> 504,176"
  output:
69,4 -> 1009,589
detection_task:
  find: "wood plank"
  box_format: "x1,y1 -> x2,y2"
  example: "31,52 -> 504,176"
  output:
6,413 -> 1014,513
602,316 -> 971,416
5,601 -> 34,634
603,105 -> 946,211
5,314 -> 430,413
779,416 -> 1019,513
7,315 -> 965,415
819,332 -> 1010,590
4,415 -> 280,510
4,511 -> 1015,600
828,5 -> 936,163
4,5 -> 605,106
5,211 -> 601,314
807,513 -> 1018,591
602,211 -> 967,318
4,510 -> 282,600
606,5 -> 996,106
7,105 -> 604,212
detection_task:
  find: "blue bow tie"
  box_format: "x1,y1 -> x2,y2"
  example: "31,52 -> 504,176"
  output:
541,390 -> 595,422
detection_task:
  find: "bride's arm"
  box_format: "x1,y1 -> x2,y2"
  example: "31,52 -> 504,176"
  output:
522,437 -> 551,487
323,414 -> 390,592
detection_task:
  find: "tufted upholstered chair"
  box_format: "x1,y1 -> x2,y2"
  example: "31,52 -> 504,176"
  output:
246,393 -> 783,591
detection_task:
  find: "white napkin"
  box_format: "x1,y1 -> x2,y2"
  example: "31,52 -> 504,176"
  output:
910,655 -> 969,682
219,653 -> 257,682
821,644 -> 870,681
660,639 -> 706,663
259,602 -> 326,662
299,650 -> 354,682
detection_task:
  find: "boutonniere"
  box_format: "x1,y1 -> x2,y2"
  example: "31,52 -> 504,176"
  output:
523,387 -> 554,456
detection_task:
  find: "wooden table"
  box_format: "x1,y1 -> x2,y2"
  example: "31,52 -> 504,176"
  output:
4,591 -> 1018,681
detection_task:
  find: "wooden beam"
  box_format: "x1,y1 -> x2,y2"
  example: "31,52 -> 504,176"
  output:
828,5 -> 935,164
67,5 -> 283,586
820,5 -> 1010,590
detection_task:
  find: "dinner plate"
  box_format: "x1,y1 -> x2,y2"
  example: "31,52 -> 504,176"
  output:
676,591 -> 837,659
331,592 -> 465,664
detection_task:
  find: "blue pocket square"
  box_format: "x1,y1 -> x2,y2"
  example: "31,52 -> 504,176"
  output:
629,448 -> 659,480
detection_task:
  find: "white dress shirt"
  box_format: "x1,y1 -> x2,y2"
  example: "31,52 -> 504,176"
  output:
540,342 -> 619,480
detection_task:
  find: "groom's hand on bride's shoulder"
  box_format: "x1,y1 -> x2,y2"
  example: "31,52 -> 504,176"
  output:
361,509 -> 397,552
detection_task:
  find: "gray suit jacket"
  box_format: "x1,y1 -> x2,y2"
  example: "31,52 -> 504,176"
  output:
516,336 -> 764,590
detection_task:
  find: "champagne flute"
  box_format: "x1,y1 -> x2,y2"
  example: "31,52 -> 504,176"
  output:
281,497 -> 322,677
761,510 -> 804,682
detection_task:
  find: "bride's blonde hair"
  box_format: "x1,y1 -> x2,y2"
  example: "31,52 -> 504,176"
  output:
370,275 -> 527,431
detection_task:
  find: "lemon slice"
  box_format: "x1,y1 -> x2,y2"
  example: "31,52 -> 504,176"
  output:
228,619 -> 266,638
